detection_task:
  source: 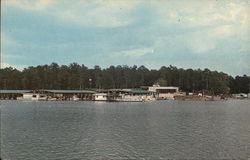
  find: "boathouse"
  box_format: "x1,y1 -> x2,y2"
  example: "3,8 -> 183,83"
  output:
141,85 -> 180,99
44,90 -> 95,100
0,89 -> 95,100
0,90 -> 31,100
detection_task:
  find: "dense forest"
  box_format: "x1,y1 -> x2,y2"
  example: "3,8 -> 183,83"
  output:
0,62 -> 249,95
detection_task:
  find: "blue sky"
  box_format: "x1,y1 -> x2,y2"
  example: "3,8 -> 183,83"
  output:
1,0 -> 250,76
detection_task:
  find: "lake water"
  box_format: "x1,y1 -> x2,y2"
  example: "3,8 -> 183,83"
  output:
1,100 -> 249,159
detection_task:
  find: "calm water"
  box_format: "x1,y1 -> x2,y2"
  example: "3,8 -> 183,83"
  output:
0,100 -> 249,160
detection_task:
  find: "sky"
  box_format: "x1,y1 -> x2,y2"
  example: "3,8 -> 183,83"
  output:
1,0 -> 250,76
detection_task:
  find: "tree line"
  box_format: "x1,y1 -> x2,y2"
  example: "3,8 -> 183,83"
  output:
0,62 -> 249,94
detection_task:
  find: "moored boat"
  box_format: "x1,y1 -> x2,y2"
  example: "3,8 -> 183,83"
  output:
115,94 -> 145,102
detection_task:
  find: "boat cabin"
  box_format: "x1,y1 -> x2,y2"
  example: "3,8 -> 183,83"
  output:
93,93 -> 108,101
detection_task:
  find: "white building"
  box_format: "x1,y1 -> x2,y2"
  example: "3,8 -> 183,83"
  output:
148,85 -> 179,99
93,93 -> 108,101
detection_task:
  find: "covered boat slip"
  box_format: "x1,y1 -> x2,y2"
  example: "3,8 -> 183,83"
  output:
0,90 -> 31,100
44,90 -> 95,100
115,89 -> 157,102
0,90 -> 95,101
0,88 -> 156,101
93,89 -> 156,102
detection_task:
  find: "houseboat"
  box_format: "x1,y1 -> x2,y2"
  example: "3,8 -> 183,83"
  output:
115,94 -> 145,102
113,89 -> 156,102
21,93 -> 47,101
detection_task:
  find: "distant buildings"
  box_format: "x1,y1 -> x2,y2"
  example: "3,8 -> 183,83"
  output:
93,89 -> 156,102
1,85 -> 247,101
0,90 -> 31,100
0,90 -> 95,101
142,85 -> 180,99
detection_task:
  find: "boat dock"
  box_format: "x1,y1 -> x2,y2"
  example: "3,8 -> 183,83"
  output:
0,85 -> 240,101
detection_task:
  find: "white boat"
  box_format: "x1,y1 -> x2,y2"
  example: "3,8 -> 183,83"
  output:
115,94 -> 145,102
72,95 -> 80,101
21,93 -> 47,101
93,93 -> 109,101
232,93 -> 248,99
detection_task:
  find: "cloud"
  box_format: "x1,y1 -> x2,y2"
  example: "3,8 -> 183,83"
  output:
117,47 -> 155,57
3,0 -> 142,28
1,0 -> 250,75
3,0 -> 250,30
3,0 -> 55,11
58,7 -> 133,28
56,0 -> 144,28
152,0 -> 250,28
186,25 -> 235,53
150,1 -> 249,54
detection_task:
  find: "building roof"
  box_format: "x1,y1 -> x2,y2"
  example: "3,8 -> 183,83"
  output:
93,93 -> 108,95
129,89 -> 155,94
110,89 -> 155,94
0,90 -> 32,94
148,86 -> 179,89
0,89 -> 153,94
44,90 -> 95,94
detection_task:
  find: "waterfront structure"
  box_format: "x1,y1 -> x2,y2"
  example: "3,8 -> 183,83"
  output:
110,89 -> 156,102
22,93 -> 47,101
72,95 -> 80,101
44,90 -> 95,100
142,85 -> 180,99
0,89 -> 95,101
0,90 -> 31,100
93,93 -> 109,101
115,94 -> 145,102
93,89 -> 156,102
0,88 -> 160,102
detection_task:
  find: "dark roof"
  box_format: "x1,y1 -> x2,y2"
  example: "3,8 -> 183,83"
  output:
44,90 -> 95,94
0,89 -> 153,94
107,89 -> 155,94
0,90 -> 32,94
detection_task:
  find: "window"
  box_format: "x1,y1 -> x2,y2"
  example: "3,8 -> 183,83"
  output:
156,89 -> 177,93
